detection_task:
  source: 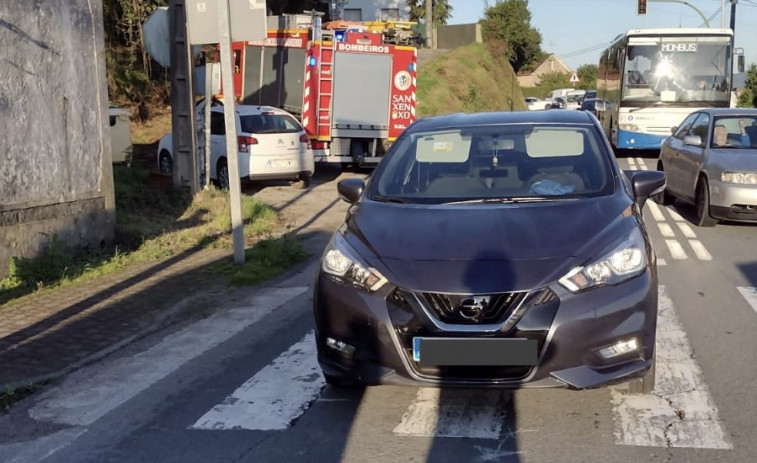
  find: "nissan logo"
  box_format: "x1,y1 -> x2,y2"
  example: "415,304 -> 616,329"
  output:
458,296 -> 491,322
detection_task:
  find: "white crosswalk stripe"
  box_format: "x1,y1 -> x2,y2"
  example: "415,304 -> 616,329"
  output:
665,239 -> 688,260
737,287 -> 757,315
191,331 -> 324,431
610,286 -> 732,449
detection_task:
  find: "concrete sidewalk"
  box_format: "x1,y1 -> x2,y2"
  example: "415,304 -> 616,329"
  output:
0,246 -> 233,390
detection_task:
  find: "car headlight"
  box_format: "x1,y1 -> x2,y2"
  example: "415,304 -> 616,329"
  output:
721,172 -> 757,185
321,233 -> 387,292
559,228 -> 647,292
619,124 -> 641,133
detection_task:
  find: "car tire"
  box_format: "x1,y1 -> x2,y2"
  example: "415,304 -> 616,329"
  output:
653,163 -> 674,206
292,174 -> 311,190
621,352 -> 656,394
216,158 -> 230,190
695,178 -> 718,227
324,373 -> 358,388
159,150 -> 173,175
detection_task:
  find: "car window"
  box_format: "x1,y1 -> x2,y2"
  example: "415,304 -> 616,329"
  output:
210,112 -> 226,135
673,112 -> 699,139
688,113 -> 710,141
240,114 -> 302,134
370,124 -> 613,203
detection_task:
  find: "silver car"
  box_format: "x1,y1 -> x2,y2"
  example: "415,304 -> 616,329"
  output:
655,108 -> 757,226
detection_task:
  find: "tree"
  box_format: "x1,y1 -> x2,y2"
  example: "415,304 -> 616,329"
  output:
737,63 -> 757,108
480,0 -> 543,73
576,64 -> 598,90
538,71 -> 570,89
407,0 -> 453,25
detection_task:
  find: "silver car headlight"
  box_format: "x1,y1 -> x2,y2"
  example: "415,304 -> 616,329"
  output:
559,228 -> 647,293
322,233 -> 387,292
721,172 -> 757,185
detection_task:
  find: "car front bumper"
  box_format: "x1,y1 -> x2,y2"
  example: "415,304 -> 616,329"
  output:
709,180 -> 757,222
313,268 -> 657,389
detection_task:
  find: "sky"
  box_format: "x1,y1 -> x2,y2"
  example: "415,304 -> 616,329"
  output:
446,0 -> 757,72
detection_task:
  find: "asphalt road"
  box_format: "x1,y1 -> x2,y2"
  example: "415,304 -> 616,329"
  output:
1,157 -> 757,463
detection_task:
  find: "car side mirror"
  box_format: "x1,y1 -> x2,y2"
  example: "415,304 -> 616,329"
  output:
337,178 -> 365,205
670,126 -> 678,134
738,54 -> 745,73
627,170 -> 666,208
683,135 -> 703,147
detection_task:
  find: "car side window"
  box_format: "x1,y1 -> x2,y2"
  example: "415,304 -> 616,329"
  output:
210,112 -> 226,136
688,114 -> 710,141
673,113 -> 699,139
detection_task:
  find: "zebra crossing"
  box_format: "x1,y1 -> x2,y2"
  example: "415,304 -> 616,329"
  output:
627,157 -> 714,264
23,284 -> 757,452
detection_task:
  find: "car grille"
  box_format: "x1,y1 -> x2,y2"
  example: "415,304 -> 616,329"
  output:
416,291 -> 526,325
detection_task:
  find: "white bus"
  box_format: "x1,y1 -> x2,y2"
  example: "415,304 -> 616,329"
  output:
597,28 -> 739,152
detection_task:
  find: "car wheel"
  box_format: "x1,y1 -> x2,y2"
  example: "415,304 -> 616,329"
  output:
653,163 -> 674,206
216,158 -> 230,190
292,174 -> 311,190
159,150 -> 173,175
620,352 -> 656,394
694,178 -> 718,227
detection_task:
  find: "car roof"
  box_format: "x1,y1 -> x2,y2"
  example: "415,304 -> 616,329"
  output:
692,108 -> 757,117
210,104 -> 294,116
410,110 -> 595,132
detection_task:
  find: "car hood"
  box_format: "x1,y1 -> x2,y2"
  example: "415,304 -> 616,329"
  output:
345,197 -> 635,293
708,148 -> 757,172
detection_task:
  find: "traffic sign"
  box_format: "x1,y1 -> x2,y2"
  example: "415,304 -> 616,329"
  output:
570,72 -> 580,83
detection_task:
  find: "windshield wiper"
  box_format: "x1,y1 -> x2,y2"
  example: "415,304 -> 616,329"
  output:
372,195 -> 411,204
442,196 -> 573,205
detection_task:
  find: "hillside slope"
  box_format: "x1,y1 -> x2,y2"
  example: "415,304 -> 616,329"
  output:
416,42 -> 526,117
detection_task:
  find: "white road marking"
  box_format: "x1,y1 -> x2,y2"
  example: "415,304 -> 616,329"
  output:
667,208 -> 686,222
393,388 -> 509,439
611,286 -> 732,449
688,240 -> 713,261
665,239 -> 687,260
675,222 -> 697,239
628,158 -> 637,167
737,287 -> 757,315
192,331 -> 324,431
635,158 -> 649,170
29,287 -> 309,426
657,258 -> 667,267
657,223 -> 675,238
646,201 -> 666,222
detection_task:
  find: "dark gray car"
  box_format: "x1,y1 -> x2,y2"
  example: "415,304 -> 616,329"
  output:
313,110 -> 666,393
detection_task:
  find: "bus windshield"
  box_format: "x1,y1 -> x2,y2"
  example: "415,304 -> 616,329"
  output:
622,36 -> 731,105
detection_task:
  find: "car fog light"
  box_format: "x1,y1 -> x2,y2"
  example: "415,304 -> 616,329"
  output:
598,338 -> 639,359
326,337 -> 356,355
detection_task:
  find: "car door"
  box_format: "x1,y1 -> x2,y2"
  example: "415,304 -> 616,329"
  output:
662,112 -> 699,196
676,113 -> 710,202
209,111 -> 227,178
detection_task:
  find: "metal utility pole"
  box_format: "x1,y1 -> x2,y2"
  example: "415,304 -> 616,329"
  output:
425,0 -> 433,49
169,0 -> 199,194
216,0 -> 246,264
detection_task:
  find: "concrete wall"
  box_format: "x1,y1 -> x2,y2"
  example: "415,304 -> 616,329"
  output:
435,23 -> 482,50
0,0 -> 115,279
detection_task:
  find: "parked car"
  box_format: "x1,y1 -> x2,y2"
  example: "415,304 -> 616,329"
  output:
314,110 -> 665,393
109,105 -> 133,166
565,90 -> 586,110
543,88 -> 574,109
524,97 -> 543,111
655,108 -> 757,226
157,102 -> 314,189
580,98 -> 606,117
550,97 -> 567,109
578,89 -> 597,105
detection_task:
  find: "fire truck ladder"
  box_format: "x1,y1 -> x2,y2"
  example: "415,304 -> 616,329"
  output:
316,30 -> 335,139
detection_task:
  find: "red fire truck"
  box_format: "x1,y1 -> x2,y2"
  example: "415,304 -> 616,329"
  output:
227,25 -> 417,166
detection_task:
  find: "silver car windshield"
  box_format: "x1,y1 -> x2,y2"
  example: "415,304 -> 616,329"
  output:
371,124 -> 614,204
710,116 -> 757,149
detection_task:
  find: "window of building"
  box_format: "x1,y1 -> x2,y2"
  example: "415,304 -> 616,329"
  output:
343,9 -> 362,21
380,8 -> 400,20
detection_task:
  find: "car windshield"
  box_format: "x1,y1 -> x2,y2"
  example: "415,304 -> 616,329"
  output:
239,114 -> 302,134
369,124 -> 614,204
710,116 -> 757,149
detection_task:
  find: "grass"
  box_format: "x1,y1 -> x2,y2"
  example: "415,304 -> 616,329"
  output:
416,42 -> 527,117
0,163 -> 306,305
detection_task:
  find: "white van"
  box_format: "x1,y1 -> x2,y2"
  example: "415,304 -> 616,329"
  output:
543,88 -> 575,109
109,105 -> 133,166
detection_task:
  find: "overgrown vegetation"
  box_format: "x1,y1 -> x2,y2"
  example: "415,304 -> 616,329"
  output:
417,42 -> 526,116
737,63 -> 757,108
1,383 -> 48,414
0,166 -> 307,306
479,0 -> 546,73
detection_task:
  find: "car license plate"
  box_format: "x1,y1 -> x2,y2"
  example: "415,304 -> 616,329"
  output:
269,159 -> 294,168
412,337 -> 537,366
